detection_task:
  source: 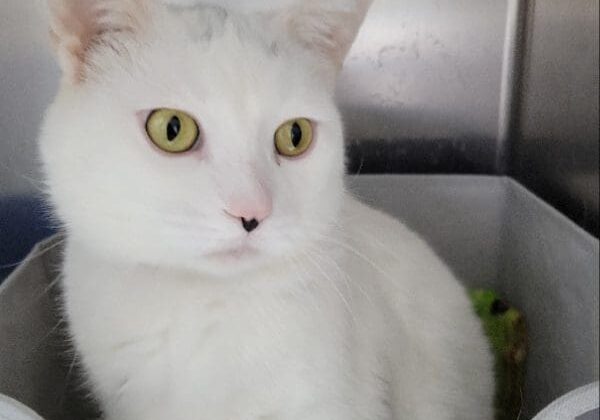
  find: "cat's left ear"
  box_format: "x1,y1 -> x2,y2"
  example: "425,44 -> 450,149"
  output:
277,0 -> 373,72
48,0 -> 151,84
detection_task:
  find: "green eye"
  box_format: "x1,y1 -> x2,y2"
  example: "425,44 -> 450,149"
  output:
274,118 -> 313,157
145,109 -> 199,153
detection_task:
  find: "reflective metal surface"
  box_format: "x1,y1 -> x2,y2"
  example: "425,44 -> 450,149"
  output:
340,0 -> 510,173
0,0 -> 59,196
511,0 -> 600,236
342,0 -> 508,142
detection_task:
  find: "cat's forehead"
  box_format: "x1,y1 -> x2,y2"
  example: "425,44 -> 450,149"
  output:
136,7 -> 302,82
110,6 -> 325,112
88,4 -> 332,127
160,5 -> 283,63
165,5 -> 247,44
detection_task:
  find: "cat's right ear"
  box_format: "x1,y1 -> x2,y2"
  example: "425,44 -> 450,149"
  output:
48,0 -> 151,84
274,0 -> 373,75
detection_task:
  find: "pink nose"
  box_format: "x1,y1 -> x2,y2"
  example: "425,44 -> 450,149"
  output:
225,195 -> 272,233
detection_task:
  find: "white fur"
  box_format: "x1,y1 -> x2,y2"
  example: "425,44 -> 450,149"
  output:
40,1 -> 494,419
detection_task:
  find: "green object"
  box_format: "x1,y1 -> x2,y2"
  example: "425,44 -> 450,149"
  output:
470,289 -> 528,420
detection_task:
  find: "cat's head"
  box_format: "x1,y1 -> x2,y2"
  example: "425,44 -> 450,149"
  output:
40,0 -> 371,276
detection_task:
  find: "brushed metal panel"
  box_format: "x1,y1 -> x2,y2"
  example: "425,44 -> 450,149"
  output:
512,0 -> 600,236
498,180 -> 599,418
0,0 -> 59,196
339,0 -> 509,172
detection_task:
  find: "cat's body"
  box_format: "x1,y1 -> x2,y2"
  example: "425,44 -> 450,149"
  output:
62,198 -> 492,420
40,1 -> 493,419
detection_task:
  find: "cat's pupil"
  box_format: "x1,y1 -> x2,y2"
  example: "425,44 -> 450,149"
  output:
166,116 -> 181,141
291,122 -> 302,147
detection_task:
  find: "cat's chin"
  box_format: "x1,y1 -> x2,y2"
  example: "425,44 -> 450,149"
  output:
192,246 -> 274,277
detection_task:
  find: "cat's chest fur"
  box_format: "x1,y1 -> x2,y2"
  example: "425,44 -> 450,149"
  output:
58,200 -> 494,420
62,240 -> 381,419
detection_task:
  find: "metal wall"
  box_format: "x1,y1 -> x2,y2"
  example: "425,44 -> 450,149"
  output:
0,0 -> 598,234
511,0 -> 600,236
0,0 -> 59,196
340,0 -> 510,174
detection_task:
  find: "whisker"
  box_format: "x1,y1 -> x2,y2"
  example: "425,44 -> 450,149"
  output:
29,317 -> 66,354
302,249 -> 357,327
311,247 -> 374,305
0,235 -> 66,271
60,351 -> 79,409
284,254 -> 320,312
0,161 -> 48,194
312,234 -> 398,287
308,247 -> 354,302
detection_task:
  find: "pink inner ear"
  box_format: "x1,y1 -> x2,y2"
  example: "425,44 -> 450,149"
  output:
48,0 -> 149,83
283,0 -> 373,69
49,0 -> 96,82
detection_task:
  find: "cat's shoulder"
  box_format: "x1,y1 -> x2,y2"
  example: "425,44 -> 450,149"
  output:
341,194 -> 456,282
342,194 -> 426,248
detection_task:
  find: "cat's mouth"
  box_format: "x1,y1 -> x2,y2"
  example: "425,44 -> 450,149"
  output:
207,245 -> 260,261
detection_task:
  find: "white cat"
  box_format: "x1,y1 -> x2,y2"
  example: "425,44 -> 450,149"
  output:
40,0 -> 494,419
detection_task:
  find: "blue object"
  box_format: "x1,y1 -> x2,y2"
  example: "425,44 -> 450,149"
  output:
0,195 -> 57,282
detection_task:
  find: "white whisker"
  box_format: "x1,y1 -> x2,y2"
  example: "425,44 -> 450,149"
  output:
302,249 -> 357,327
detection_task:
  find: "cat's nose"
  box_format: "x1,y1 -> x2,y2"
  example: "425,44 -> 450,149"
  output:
241,218 -> 260,233
224,194 -> 272,233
